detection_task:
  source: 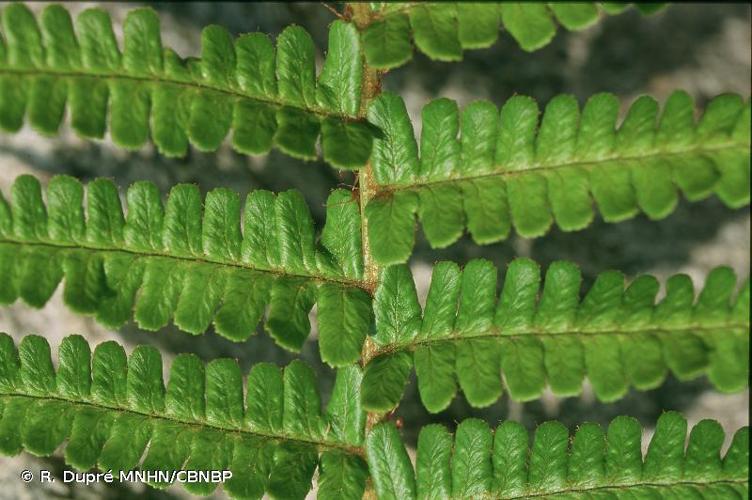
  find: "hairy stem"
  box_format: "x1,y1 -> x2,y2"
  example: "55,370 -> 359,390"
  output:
352,3 -> 383,290
348,1 -> 385,377
348,7 -> 390,492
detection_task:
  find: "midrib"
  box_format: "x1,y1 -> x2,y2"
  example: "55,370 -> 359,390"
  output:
0,66 -> 365,123
0,238 -> 371,292
369,321 -> 748,358
503,477 -> 747,499
372,142 -> 747,194
0,392 -> 365,456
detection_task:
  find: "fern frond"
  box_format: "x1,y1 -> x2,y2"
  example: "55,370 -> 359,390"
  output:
0,333 -> 368,499
2,335 -> 747,499
360,3 -> 665,70
0,174 -> 372,366
367,413 -> 749,499
0,3 -> 373,168
365,91 -> 750,264
361,258 -> 749,413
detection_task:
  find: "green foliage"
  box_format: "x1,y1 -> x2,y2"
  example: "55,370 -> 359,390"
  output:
361,3 -> 666,69
365,91 -> 751,264
362,259 -> 749,413
1,174 -> 747,416
0,174 -> 371,366
367,413 -> 749,499
0,333 -> 367,499
4,334 -> 745,499
0,3 -> 373,168
0,3 -> 749,498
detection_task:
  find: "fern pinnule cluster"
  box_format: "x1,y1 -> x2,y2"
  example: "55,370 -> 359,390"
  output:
361,3 -> 665,69
363,258 -> 749,412
0,333 -> 368,498
366,413 -> 749,499
0,3 -> 372,166
366,91 -> 750,264
0,174 -> 370,366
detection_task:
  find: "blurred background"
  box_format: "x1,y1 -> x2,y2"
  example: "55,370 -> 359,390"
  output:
0,2 -> 749,498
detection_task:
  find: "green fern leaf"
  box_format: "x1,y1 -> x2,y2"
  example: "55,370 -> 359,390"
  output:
0,3 -> 373,168
0,174 -> 371,367
366,421 -> 417,499
360,3 -> 666,70
361,258 -> 749,413
367,412 -> 748,499
365,91 -> 750,264
0,333 -> 368,499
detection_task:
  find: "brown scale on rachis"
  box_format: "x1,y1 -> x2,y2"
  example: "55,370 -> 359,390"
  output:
333,172 -> 360,201
350,174 -> 360,201
385,408 -> 404,429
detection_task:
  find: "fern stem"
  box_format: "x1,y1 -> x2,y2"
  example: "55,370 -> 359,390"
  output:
349,7 -> 383,302
352,4 -> 384,291
348,3 -> 392,466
